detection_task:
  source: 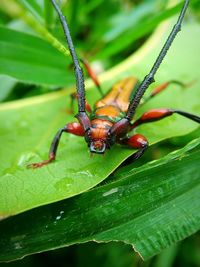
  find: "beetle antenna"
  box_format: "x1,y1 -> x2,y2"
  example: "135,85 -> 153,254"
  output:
126,0 -> 189,121
51,0 -> 87,114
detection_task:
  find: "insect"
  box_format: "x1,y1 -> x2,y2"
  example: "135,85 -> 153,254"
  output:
28,0 -> 200,168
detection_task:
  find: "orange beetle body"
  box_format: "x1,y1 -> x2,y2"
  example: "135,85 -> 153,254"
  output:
88,77 -> 139,152
28,0 -> 200,169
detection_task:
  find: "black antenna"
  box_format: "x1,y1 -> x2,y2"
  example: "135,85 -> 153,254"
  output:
126,0 -> 189,121
51,0 -> 86,113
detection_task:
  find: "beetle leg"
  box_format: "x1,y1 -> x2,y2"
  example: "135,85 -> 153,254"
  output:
28,122 -> 85,168
119,134 -> 149,160
142,80 -> 188,105
132,108 -> 200,129
70,92 -> 92,113
81,59 -> 104,97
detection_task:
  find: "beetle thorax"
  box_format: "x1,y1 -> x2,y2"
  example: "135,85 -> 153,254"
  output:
90,119 -> 113,138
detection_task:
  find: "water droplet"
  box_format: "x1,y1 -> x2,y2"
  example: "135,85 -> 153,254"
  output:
54,210 -> 65,222
17,152 -> 35,167
14,242 -> 22,249
103,188 -> 118,197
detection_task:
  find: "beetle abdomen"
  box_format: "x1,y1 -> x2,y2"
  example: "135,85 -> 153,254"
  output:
95,77 -> 139,112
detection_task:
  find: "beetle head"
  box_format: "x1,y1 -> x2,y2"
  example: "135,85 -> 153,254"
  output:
89,140 -> 107,154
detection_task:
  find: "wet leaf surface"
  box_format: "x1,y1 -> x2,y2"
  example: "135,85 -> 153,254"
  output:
0,23 -> 200,216
0,138 -> 199,261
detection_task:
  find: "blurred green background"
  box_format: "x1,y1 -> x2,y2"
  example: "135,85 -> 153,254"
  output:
0,0 -> 200,266
0,0 -> 199,102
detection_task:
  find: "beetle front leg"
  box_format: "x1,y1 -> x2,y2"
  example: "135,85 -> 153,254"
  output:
119,134 -> 149,160
28,122 -> 85,169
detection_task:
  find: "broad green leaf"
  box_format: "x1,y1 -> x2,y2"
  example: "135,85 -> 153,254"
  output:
102,0 -> 159,42
96,0 -> 199,59
0,22 -> 200,216
0,138 -> 199,261
95,1 -> 185,59
0,27 -> 74,86
0,75 -> 16,102
0,0 -> 70,60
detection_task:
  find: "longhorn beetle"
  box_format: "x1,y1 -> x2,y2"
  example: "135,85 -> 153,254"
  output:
29,0 -> 200,168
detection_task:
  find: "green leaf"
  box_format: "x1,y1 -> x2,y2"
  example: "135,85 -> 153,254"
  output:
102,0 -> 159,42
0,0 -> 70,60
0,26 -> 74,86
0,75 -> 16,101
0,22 -> 200,216
95,2 -> 182,59
44,0 -> 54,30
17,0 -> 44,23
96,0 -> 199,59
0,138 -> 199,262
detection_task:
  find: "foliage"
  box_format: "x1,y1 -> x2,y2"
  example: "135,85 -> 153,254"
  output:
0,0 -> 200,265
0,137 -> 200,262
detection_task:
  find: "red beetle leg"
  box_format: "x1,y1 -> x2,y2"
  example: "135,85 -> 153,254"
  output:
126,134 -> 148,149
120,134 -> 148,161
28,122 -> 85,169
81,59 -> 104,96
142,80 -> 187,105
132,109 -> 173,128
66,122 -> 85,136
132,108 -> 200,129
150,81 -> 171,97
81,59 -> 100,89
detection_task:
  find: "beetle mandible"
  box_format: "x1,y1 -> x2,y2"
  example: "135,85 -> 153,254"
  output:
29,0 -> 200,168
